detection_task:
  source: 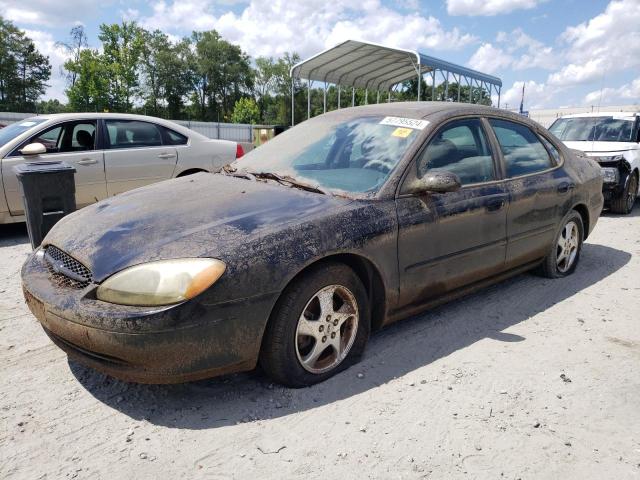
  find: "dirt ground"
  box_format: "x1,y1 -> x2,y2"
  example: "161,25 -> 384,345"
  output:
1,207 -> 639,480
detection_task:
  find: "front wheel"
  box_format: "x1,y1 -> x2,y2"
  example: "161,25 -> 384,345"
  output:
259,262 -> 370,387
610,172 -> 638,214
537,211 -> 584,278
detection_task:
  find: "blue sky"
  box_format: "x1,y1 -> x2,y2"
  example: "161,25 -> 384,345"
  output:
2,0 -> 639,109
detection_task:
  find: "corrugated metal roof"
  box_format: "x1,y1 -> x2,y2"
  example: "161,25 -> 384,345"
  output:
291,40 -> 502,91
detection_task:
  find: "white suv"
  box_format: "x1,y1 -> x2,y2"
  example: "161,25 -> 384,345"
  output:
549,112 -> 639,214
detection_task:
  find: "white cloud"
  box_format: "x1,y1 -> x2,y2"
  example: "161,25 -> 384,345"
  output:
0,0 -> 103,27
141,0 -> 477,59
446,0 -> 545,16
583,78 -> 640,105
498,80 -> 560,110
468,28 -> 557,75
141,0 -> 219,32
547,0 -> 640,86
468,43 -> 513,74
23,29 -> 71,102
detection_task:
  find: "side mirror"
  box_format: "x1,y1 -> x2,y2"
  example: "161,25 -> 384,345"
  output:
404,170 -> 462,194
20,142 -> 47,156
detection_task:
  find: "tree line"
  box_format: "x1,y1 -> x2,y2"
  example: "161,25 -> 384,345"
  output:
0,16 -> 491,125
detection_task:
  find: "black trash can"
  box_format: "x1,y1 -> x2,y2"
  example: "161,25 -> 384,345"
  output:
14,161 -> 77,249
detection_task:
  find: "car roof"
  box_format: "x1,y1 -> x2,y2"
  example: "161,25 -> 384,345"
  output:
20,113 -> 209,140
558,112 -> 638,119
316,101 -> 547,131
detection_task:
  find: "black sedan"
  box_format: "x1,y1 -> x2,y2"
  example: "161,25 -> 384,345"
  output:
21,103 -> 604,387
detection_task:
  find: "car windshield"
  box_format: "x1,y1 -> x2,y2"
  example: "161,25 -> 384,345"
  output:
0,118 -> 47,148
235,115 -> 424,195
549,116 -> 635,142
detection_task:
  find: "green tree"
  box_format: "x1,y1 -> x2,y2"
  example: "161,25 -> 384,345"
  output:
37,99 -> 67,114
0,16 -> 51,112
99,21 -> 144,111
253,56 -> 278,121
273,52 -> 300,125
231,97 -> 260,124
64,49 -> 110,111
139,29 -> 171,115
56,25 -> 88,87
191,30 -> 253,121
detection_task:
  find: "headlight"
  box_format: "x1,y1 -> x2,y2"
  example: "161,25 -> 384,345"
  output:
96,258 -> 226,306
596,154 -> 624,162
601,167 -> 619,184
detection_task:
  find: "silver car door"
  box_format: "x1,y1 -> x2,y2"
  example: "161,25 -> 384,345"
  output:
103,119 -> 178,196
3,120 -> 107,215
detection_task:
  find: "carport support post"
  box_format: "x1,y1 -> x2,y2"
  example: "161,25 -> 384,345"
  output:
323,82 -> 327,114
352,87 -> 355,107
445,71 -> 449,100
431,70 -> 436,101
291,77 -> 295,126
307,80 -> 311,119
376,91 -> 380,104
365,89 -> 368,105
497,86 -> 501,108
458,75 -> 461,102
338,85 -> 341,109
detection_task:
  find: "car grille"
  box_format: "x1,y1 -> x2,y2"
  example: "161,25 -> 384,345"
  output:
44,245 -> 93,289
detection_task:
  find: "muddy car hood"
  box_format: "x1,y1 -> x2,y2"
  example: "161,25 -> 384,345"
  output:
43,173 -> 352,282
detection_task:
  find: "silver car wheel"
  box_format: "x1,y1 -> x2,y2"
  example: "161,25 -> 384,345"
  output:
556,220 -> 579,273
295,284 -> 359,374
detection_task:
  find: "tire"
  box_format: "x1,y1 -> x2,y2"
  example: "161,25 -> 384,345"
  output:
610,171 -> 638,214
259,262 -> 370,387
537,210 -> 584,279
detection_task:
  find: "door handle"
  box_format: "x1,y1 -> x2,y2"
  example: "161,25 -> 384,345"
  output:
77,158 -> 97,165
486,198 -> 505,212
157,153 -> 176,159
557,182 -> 575,194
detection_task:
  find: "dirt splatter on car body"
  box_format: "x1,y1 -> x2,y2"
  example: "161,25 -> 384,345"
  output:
20,102 -> 604,384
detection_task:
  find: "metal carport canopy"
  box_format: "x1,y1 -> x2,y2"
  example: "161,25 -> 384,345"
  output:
290,40 -> 503,124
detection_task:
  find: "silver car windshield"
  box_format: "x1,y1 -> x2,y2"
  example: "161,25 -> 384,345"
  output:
0,118 -> 47,148
549,116 -> 635,142
235,115 -> 422,195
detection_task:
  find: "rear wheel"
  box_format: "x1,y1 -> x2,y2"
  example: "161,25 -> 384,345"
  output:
537,211 -> 583,278
610,171 -> 638,214
259,262 -> 370,387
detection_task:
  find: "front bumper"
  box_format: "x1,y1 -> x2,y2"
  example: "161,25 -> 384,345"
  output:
596,159 -> 631,202
21,251 -> 278,383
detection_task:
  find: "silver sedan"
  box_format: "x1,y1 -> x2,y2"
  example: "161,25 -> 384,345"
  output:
0,113 -> 240,224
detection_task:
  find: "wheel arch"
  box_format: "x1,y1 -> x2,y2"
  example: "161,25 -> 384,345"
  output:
270,253 -> 388,334
572,203 -> 590,240
176,168 -> 208,177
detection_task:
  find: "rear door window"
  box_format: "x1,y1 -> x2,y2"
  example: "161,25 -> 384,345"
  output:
489,119 -> 553,177
161,127 -> 188,145
106,120 -> 163,148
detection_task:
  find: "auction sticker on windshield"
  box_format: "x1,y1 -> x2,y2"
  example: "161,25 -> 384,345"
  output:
380,116 -> 430,130
391,127 -> 414,138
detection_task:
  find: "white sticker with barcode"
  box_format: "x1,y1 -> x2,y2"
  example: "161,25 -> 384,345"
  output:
18,121 -> 37,127
380,116 -> 430,130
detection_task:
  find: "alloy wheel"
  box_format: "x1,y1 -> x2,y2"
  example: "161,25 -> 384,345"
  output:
556,220 -> 579,273
295,284 -> 359,374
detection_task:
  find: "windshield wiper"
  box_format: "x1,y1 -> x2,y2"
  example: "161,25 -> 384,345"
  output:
246,171 -> 327,195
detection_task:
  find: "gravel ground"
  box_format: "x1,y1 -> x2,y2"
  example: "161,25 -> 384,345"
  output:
1,206 -> 639,480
